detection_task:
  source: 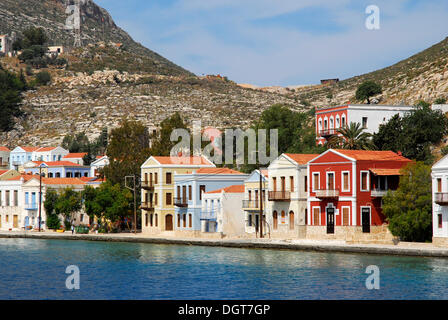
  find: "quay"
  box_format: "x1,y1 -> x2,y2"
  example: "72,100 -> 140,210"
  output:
1,231 -> 448,258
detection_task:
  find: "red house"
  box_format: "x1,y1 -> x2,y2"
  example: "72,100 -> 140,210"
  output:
307,149 -> 412,235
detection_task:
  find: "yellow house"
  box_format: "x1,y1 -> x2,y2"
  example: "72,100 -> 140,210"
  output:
140,156 -> 215,235
242,169 -> 269,237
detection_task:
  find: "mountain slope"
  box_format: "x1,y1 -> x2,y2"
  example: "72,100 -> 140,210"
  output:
0,0 -> 191,76
294,37 -> 448,106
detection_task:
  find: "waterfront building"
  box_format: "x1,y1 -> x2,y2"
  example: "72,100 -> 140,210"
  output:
431,155 -> 448,246
315,104 -> 414,145
32,147 -> 69,162
201,185 -> 245,236
0,173 -> 95,231
173,168 -> 248,236
267,153 -> 318,239
140,156 -> 215,235
242,169 -> 268,236
0,147 -> 10,170
23,160 -> 91,178
307,149 -> 412,241
0,170 -> 20,181
62,153 -> 88,165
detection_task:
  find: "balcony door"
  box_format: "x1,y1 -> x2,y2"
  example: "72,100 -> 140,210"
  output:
182,186 -> 187,203
327,173 -> 335,190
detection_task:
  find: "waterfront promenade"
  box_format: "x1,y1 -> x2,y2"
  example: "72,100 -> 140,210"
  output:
1,230 -> 448,258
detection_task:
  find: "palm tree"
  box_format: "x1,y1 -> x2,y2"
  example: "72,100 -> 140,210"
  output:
328,122 -> 375,150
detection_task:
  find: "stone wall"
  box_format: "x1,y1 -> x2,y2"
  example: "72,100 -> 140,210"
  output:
305,225 -> 395,244
432,237 -> 448,247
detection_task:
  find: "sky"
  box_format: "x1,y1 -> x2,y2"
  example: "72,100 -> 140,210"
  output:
94,0 -> 448,87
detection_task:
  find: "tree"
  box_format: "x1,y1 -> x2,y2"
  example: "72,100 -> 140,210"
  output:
103,119 -> 151,186
434,97 -> 447,105
372,114 -> 404,152
382,162 -> 432,242
150,112 -> 188,156
0,64 -> 26,132
82,182 -> 132,232
22,27 -> 48,47
374,105 -> 448,163
355,81 -> 382,104
44,188 -> 61,229
55,188 -> 82,229
329,122 -> 374,150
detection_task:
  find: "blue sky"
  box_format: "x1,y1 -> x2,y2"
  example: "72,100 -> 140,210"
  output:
95,0 -> 448,86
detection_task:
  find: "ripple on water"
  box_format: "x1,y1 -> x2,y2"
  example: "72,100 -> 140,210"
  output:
1,238 -> 448,299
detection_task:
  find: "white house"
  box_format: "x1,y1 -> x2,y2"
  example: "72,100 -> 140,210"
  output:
90,155 -> 109,177
0,174 -> 90,231
0,146 -> 10,169
9,147 -> 40,170
32,147 -> 69,162
432,155 -> 448,246
0,34 -> 12,55
62,153 -> 88,165
315,104 -> 415,145
201,185 -> 245,237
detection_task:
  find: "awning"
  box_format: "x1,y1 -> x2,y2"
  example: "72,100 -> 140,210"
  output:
369,168 -> 403,176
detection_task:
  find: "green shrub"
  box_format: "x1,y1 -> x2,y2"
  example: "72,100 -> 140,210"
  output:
35,71 -> 51,85
46,214 -> 61,230
435,97 -> 447,105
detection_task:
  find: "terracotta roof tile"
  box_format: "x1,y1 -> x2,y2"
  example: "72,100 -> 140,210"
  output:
63,153 -> 87,159
334,149 -> 412,161
206,184 -> 245,194
284,153 -> 320,165
42,178 -> 86,185
0,146 -> 10,152
153,156 -> 213,165
35,147 -> 57,152
32,161 -> 82,167
20,146 -> 40,152
194,168 -> 244,175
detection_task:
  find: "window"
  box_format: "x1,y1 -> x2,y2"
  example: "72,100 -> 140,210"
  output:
154,193 -> 158,205
166,172 -> 172,184
437,178 -> 442,192
318,119 -> 322,131
183,214 -> 186,228
324,119 -> 328,129
25,192 -> 29,205
330,117 -> 334,129
327,173 -> 335,190
166,193 -> 172,205
5,191 -> 10,206
272,177 -> 277,192
248,214 -> 253,227
313,207 -> 320,225
342,115 -> 346,127
438,214 -> 443,229
154,173 -> 158,185
281,177 -> 286,192
178,214 -> 181,228
189,214 -> 192,228
342,207 -> 350,226
188,185 -> 192,200
199,185 -> 206,200
313,173 -> 320,191
361,171 -> 369,191
248,190 -> 252,201
145,214 -> 148,227
342,172 -> 350,192
290,176 -> 294,192
155,214 -> 158,227
336,116 -> 340,128
362,117 -> 368,129
150,214 -> 153,227
304,176 -> 308,192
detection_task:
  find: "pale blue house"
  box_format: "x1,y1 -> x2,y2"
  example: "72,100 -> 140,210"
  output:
23,161 -> 92,178
173,168 -> 249,233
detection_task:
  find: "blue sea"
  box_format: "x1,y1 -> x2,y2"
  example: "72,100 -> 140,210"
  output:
0,238 -> 447,300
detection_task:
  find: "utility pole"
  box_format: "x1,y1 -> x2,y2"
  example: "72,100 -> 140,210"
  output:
125,175 -> 139,234
38,165 -> 43,232
259,169 -> 263,238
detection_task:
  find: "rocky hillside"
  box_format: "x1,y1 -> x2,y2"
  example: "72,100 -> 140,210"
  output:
293,37 -> 448,107
0,0 -> 191,76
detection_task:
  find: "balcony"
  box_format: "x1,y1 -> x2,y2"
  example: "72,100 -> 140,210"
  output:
200,211 -> 217,221
371,189 -> 392,198
141,181 -> 154,191
174,197 -> 188,207
435,193 -> 448,205
268,191 -> 291,201
25,203 -> 38,210
319,129 -> 337,138
315,189 -> 339,198
141,202 -> 155,211
242,200 -> 261,210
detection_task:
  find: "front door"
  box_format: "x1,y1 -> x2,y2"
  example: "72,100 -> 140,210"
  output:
255,214 -> 259,233
362,207 -> 371,233
13,215 -> 19,228
165,214 -> 173,231
326,207 -> 335,234
273,211 -> 278,230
